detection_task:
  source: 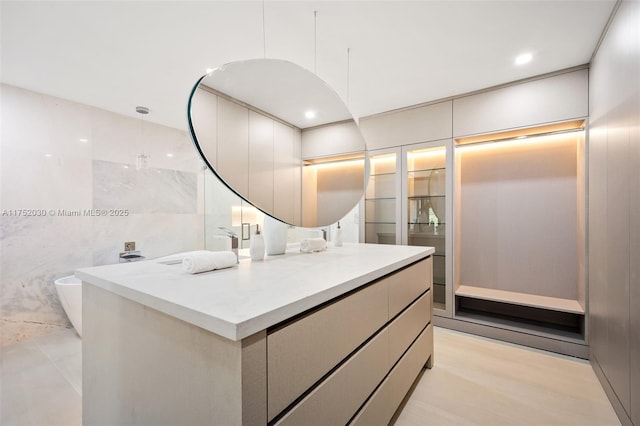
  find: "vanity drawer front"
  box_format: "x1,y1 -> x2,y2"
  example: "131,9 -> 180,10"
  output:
350,324 -> 433,426
274,329 -> 389,426
388,257 -> 432,319
267,279 -> 389,420
388,290 -> 431,365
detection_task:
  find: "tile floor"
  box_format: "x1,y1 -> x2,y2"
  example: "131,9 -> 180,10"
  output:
0,327 -> 620,426
1,329 -> 81,426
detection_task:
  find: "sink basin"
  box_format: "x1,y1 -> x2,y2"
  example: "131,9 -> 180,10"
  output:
119,253 -> 146,263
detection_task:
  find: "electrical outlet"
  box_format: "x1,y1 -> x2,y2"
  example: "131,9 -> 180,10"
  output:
124,241 -> 136,252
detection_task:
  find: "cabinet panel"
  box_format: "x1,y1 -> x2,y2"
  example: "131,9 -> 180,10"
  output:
217,97 -> 249,195
365,150 -> 400,245
365,142 -> 451,315
275,329 -> 389,426
389,291 -> 431,365
404,142 -> 451,314
267,279 -> 388,420
350,324 -> 433,426
388,258 -> 431,319
248,110 -> 274,212
588,118 -> 609,365
189,89 -> 218,169
359,101 -> 452,150
273,121 -> 296,224
453,69 -> 588,137
631,9 -> 640,416
605,102 -> 631,412
293,130 -> 302,224
301,120 -> 364,159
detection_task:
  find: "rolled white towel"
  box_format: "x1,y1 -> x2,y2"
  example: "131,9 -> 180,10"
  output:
182,251 -> 237,274
300,238 -> 327,253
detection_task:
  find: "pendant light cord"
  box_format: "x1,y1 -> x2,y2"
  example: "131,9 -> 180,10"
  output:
314,10 -> 318,74
262,0 -> 266,58
347,47 -> 351,107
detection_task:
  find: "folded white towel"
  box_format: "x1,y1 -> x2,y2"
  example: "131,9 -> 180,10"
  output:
182,251 -> 237,274
300,238 -> 327,253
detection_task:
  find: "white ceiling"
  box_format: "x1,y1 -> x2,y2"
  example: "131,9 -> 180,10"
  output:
201,58 -> 354,128
1,1 -> 617,132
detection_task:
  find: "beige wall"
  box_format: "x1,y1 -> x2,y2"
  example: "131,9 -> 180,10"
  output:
458,133 -> 581,299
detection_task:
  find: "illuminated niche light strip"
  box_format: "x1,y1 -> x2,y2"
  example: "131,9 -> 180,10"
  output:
370,154 -> 396,164
455,128 -> 584,152
455,120 -> 585,147
407,148 -> 446,159
306,158 -> 365,169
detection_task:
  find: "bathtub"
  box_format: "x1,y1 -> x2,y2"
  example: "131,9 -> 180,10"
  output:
54,275 -> 82,337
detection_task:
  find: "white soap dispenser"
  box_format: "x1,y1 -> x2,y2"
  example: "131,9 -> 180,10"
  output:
334,222 -> 343,247
250,224 -> 265,261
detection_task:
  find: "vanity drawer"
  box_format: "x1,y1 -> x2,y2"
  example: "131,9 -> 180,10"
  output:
350,324 -> 433,426
274,328 -> 389,426
388,257 -> 432,319
388,290 -> 431,365
267,278 -> 389,420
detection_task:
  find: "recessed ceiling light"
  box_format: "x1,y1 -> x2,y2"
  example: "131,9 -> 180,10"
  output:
305,110 -> 316,119
515,53 -> 533,65
79,138 -> 89,143
167,153 -> 174,158
44,153 -> 52,158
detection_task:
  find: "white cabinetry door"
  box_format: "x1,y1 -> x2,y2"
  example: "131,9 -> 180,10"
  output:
217,97 -> 249,195
189,89 -> 218,169
359,101 -> 453,150
248,110 -> 274,213
273,121 -> 296,224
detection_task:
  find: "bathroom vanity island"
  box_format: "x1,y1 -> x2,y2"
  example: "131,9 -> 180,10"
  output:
77,243 -> 434,426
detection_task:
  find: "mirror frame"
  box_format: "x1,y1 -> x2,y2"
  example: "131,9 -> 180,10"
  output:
187,59 -> 368,228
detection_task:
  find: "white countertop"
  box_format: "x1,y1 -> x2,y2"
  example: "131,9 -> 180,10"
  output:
76,243 -> 433,341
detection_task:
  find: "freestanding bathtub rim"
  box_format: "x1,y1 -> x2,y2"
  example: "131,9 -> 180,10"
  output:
54,275 -> 82,337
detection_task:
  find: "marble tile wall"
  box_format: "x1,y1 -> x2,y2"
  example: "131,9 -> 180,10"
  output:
0,84 -> 205,345
0,84 -> 363,346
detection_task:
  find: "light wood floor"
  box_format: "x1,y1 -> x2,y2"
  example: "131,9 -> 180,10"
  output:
1,327 -> 620,425
394,327 -> 620,426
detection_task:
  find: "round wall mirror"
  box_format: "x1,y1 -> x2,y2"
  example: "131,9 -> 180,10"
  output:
188,58 -> 367,228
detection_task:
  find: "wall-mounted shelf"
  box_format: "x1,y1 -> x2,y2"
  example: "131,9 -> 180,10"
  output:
455,285 -> 584,314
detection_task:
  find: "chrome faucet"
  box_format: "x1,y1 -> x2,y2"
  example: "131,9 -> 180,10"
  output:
119,241 -> 145,263
217,227 -> 239,256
